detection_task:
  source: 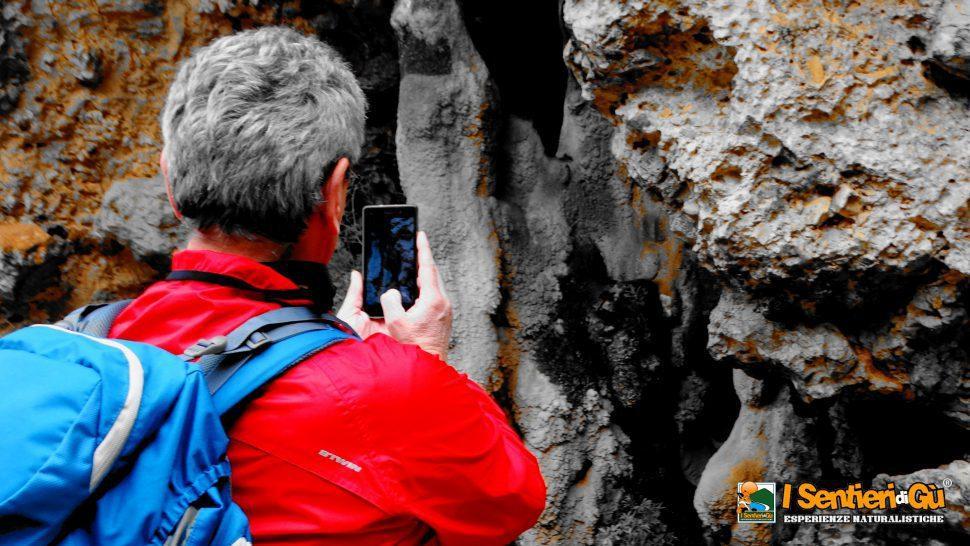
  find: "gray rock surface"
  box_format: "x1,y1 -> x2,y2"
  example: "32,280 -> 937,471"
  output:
95,176 -> 189,263
562,0 -> 969,542
0,221 -> 70,322
0,1 -> 29,114
929,0 -> 970,80
565,0 -> 970,296
693,371 -> 819,544
708,288 -> 863,401
391,0 -> 501,385
873,460 -> 969,530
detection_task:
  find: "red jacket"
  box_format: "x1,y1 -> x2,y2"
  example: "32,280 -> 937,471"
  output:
108,250 -> 545,545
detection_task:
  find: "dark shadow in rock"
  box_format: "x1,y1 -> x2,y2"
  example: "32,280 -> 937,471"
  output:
304,1 -> 406,263
0,7 -> 30,115
923,60 -> 970,101
758,258 -> 946,334
460,0 -> 568,156
845,398 -> 970,479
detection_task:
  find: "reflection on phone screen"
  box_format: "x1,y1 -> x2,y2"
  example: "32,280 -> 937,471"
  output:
364,208 -> 417,315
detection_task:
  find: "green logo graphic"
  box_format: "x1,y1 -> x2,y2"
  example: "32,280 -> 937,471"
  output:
737,482 -> 776,523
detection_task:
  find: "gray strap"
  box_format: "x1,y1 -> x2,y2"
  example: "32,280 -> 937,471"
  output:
200,321 -> 344,394
56,300 -> 132,337
59,300 -> 356,397
193,307 -> 324,357
199,354 -> 251,395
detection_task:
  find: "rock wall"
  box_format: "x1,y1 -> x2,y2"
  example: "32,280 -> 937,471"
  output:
1,0 -> 967,544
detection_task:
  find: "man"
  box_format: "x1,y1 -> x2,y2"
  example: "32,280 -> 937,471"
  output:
107,26 -> 545,545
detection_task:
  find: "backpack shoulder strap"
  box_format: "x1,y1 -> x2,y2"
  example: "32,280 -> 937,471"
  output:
61,300 -> 358,416
191,307 -> 358,415
208,326 -> 354,416
56,300 -> 132,337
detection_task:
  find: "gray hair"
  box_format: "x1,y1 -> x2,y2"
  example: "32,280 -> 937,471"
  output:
160,26 -> 367,243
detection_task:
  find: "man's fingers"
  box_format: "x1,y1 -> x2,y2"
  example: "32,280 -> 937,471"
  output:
347,270 -> 364,308
347,269 -> 364,309
337,270 -> 364,319
416,231 -> 441,294
380,289 -> 407,324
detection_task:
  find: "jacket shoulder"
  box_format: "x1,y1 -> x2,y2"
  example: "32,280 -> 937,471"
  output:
298,333 -> 451,403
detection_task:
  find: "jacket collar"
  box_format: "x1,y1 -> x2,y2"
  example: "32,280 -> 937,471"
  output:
170,249 -> 301,291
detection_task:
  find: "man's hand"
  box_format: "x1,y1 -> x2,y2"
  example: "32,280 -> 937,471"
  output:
335,270 -> 390,340
336,231 -> 453,359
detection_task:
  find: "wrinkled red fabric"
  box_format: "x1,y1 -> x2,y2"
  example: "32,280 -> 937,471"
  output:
109,249 -> 546,545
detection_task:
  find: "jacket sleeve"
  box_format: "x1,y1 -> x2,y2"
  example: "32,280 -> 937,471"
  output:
377,341 -> 546,546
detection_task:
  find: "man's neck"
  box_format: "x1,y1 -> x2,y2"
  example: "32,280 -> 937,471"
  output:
186,230 -> 287,262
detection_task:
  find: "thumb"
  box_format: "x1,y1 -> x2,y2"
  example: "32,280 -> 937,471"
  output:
337,270 -> 363,318
380,289 -> 407,323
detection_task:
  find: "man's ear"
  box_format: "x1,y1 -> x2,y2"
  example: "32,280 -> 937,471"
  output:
290,157 -> 351,265
322,157 -> 351,234
160,152 -> 182,220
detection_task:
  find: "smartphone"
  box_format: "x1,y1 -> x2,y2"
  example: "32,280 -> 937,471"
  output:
362,205 -> 418,318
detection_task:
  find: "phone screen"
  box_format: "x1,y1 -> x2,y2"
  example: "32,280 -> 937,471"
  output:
362,205 -> 418,318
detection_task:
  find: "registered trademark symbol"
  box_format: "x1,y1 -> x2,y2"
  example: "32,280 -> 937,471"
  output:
942,478 -> 953,488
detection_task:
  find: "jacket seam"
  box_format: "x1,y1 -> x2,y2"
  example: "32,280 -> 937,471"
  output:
227,436 -> 394,516
302,352 -> 410,510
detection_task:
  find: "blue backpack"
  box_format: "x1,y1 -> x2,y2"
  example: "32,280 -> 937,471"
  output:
0,301 -> 355,545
